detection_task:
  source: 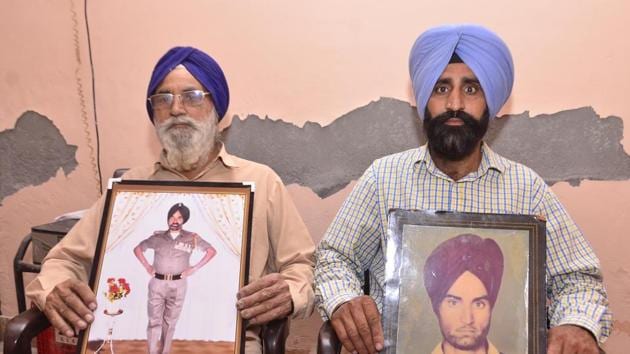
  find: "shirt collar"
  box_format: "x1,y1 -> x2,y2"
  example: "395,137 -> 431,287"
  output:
416,142 -> 506,180
215,143 -> 240,168
431,340 -> 501,354
479,142 -> 507,174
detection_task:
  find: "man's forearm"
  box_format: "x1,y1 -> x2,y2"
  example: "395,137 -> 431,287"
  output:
133,246 -> 152,270
27,195 -> 107,308
548,271 -> 612,344
26,259 -> 87,310
315,248 -> 366,320
190,247 -> 216,272
276,263 -> 315,319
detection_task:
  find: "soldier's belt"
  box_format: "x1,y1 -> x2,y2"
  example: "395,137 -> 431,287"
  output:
154,273 -> 182,280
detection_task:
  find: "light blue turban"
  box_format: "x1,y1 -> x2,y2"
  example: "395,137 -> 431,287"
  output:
409,24 -> 514,120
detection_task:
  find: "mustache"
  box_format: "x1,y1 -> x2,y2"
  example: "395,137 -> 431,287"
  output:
427,110 -> 480,127
454,325 -> 479,332
160,116 -> 199,130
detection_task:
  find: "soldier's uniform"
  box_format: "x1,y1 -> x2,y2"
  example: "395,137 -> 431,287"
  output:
137,229 -> 212,354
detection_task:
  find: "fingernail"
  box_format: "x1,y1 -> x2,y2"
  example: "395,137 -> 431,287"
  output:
241,310 -> 249,318
85,314 -> 94,322
376,343 -> 383,350
89,302 -> 97,310
65,330 -> 74,337
77,320 -> 87,329
235,301 -> 243,309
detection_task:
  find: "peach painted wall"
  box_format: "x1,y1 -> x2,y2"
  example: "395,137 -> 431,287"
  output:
1,1 -> 629,352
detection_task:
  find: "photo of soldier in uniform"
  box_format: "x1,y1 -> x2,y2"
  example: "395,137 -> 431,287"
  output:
84,185 -> 251,354
133,202 -> 217,354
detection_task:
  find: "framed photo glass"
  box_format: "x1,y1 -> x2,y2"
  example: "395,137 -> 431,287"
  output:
383,210 -> 546,354
78,180 -> 253,354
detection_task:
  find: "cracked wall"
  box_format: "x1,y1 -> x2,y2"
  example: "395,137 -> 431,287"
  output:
0,111 -> 78,204
224,98 -> 630,198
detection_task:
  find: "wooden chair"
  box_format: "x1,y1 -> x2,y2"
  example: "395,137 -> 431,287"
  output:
4,308 -> 289,354
317,320 -> 341,354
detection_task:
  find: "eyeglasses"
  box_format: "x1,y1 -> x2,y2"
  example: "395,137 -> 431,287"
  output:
147,90 -> 211,110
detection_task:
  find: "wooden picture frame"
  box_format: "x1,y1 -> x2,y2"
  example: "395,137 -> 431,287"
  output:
77,180 -> 253,354
382,210 -> 546,354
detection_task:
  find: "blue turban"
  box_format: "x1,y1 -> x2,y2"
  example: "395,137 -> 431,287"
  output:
409,24 -> 514,120
146,46 -> 230,122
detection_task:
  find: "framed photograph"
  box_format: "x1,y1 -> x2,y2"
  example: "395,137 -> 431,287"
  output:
382,210 -> 546,354
77,180 -> 254,354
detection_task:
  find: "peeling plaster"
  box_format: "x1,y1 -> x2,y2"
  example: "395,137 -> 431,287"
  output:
224,98 -> 630,198
0,111 -> 78,204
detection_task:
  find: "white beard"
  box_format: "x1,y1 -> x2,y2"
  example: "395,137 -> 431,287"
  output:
155,111 -> 219,172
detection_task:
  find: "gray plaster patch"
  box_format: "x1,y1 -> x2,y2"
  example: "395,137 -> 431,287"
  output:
224,98 -> 630,198
0,111 -> 78,204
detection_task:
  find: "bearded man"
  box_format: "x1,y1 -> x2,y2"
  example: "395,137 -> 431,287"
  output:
27,46 -> 315,354
315,24 -> 611,354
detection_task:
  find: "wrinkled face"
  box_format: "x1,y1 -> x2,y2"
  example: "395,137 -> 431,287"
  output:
152,67 -> 219,172
424,63 -> 489,160
437,271 -> 492,351
168,210 -> 184,231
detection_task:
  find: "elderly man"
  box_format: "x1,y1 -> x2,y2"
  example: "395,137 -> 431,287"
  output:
315,24 -> 611,354
424,234 -> 504,354
26,46 -> 315,353
134,203 -> 217,354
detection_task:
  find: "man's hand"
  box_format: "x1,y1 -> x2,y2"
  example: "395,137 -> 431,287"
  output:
144,264 -> 155,276
133,245 -> 154,276
547,324 -> 600,354
181,267 -> 196,278
43,279 -> 97,337
236,273 -> 292,325
330,295 -> 383,354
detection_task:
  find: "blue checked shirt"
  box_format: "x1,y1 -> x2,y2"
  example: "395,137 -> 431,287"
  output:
315,143 -> 612,343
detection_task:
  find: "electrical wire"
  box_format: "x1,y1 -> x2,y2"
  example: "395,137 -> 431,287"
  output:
70,0 -> 102,195
84,0 -> 103,193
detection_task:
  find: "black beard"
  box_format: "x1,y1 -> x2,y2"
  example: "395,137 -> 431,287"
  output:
440,317 -> 492,352
445,332 -> 488,352
423,109 -> 489,161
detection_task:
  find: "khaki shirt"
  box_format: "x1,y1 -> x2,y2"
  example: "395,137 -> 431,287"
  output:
139,229 -> 212,275
27,144 -> 315,320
